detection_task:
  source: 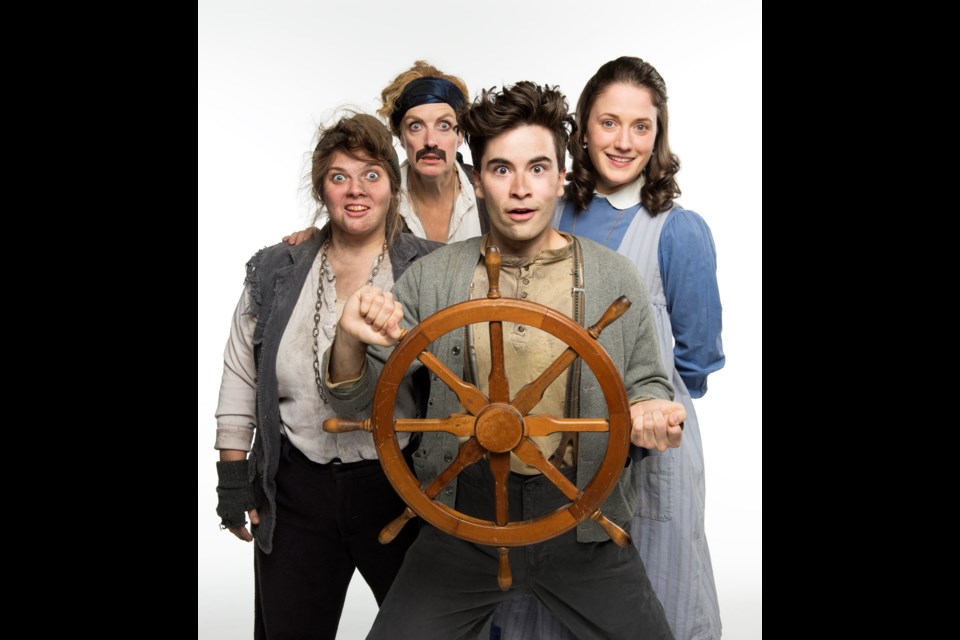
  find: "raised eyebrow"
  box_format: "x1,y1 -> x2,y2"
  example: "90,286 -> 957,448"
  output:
404,110 -> 457,125
327,164 -> 383,174
484,157 -> 514,170
528,156 -> 553,167
433,107 -> 458,121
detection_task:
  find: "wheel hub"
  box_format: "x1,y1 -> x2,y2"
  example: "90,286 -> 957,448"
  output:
474,404 -> 524,453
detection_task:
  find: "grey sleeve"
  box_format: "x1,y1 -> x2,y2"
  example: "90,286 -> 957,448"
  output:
323,259 -> 426,414
618,259 -> 674,402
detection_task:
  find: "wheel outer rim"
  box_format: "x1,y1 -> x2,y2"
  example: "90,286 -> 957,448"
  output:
373,298 -> 631,547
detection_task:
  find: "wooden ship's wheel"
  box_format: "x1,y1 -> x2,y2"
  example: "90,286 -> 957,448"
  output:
325,247 -> 634,590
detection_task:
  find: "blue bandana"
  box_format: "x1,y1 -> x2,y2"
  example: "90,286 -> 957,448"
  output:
391,77 -> 466,130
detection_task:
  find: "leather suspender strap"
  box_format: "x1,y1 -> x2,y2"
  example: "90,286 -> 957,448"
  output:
550,237 -> 585,467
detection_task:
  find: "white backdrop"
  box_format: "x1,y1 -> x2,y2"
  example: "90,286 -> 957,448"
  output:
198,1 -> 762,637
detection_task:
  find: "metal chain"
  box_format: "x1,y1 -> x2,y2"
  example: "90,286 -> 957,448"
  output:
312,239 -> 388,404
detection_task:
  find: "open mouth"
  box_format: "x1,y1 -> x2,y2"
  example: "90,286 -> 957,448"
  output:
507,208 -> 536,219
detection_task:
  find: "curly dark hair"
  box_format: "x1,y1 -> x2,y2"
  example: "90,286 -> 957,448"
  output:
310,113 -> 403,244
567,57 -> 681,215
457,81 -> 575,172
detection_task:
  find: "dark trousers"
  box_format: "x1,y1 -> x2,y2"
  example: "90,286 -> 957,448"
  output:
254,438 -> 418,640
367,461 -> 673,640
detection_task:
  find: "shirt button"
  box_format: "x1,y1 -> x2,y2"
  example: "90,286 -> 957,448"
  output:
522,278 -> 530,285
444,453 -> 453,462
520,292 -> 528,299
444,487 -> 453,495
452,346 -> 461,355
517,325 -> 525,333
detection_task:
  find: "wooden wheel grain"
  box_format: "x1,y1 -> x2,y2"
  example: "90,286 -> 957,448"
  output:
325,247 -> 634,589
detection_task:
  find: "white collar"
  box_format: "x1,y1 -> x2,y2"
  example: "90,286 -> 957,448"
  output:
596,174 -> 645,210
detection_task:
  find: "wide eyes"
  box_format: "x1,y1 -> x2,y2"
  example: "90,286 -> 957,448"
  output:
407,121 -> 455,133
491,165 -> 549,176
329,170 -> 382,184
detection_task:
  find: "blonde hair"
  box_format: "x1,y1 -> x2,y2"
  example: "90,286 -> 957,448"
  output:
378,60 -> 470,136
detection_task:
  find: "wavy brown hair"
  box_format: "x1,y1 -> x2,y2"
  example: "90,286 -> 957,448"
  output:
458,81 -> 575,172
378,61 -> 470,137
567,56 -> 681,215
310,113 -> 403,244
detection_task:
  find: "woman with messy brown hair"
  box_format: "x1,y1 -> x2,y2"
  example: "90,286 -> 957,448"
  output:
213,112 -> 437,639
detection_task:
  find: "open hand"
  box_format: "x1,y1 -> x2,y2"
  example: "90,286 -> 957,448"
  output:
282,227 -> 319,246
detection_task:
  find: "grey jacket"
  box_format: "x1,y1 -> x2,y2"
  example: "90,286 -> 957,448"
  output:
244,226 -> 439,553
325,236 -> 673,542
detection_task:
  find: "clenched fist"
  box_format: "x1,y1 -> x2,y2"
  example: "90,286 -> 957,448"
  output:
630,399 -> 685,451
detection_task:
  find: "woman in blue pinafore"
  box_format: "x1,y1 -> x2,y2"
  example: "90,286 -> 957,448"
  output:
494,56 -> 724,640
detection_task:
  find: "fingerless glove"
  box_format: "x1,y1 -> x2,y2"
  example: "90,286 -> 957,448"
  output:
216,460 -> 256,530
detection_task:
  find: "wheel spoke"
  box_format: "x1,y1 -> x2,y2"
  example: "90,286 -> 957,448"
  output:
379,507 -> 418,544
370,283 -> 634,554
585,296 -> 632,339
511,296 -> 632,417
590,511 -> 632,547
523,416 -> 609,437
395,414 -> 476,436
423,439 -> 486,499
510,348 -> 578,416
489,452 -> 511,526
487,321 -> 509,403
512,438 -> 581,502
418,351 -> 489,415
322,418 -> 370,433
497,547 -> 512,591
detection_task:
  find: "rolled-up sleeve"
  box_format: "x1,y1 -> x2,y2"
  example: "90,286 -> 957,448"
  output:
658,210 -> 725,398
214,287 -> 258,451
